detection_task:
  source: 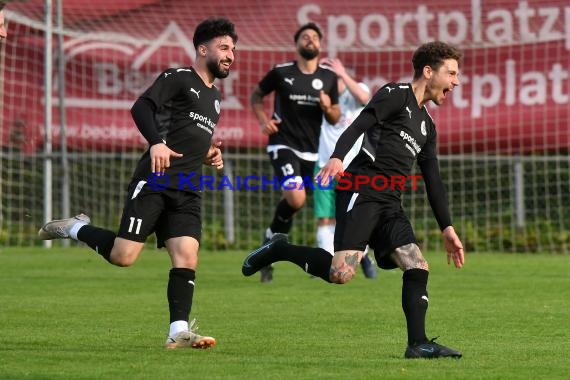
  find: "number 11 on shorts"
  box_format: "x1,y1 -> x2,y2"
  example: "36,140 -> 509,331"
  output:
128,217 -> 142,234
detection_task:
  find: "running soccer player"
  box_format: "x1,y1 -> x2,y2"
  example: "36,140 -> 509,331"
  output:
250,22 -> 340,282
39,17 -> 237,349
243,41 -> 465,359
314,57 -> 377,279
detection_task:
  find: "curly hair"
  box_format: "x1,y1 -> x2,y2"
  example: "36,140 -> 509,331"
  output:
293,22 -> 323,43
412,41 -> 462,80
193,17 -> 238,48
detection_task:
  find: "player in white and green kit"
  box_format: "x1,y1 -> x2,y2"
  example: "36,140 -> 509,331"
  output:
314,58 -> 377,278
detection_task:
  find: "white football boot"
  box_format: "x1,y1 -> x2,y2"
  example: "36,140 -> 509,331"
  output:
165,319 -> 216,349
38,213 -> 91,240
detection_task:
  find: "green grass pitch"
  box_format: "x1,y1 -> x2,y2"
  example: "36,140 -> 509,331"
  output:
0,246 -> 568,379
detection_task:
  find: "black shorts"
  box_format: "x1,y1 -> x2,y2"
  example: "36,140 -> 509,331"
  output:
268,148 -> 315,188
117,180 -> 202,248
334,191 -> 416,269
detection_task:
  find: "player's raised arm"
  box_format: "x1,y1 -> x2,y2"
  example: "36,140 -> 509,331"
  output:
321,57 -> 370,105
319,90 -> 341,124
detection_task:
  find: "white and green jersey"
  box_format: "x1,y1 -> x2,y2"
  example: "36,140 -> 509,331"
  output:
317,82 -> 370,168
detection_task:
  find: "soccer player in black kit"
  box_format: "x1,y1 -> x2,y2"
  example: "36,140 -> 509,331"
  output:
38,18 -> 237,349
243,41 -> 466,359
250,22 -> 340,282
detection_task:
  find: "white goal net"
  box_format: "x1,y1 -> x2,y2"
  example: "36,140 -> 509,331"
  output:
1,0 -> 569,252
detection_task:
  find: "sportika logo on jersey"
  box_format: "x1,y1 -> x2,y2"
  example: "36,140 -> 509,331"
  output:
188,112 -> 215,127
400,130 -> 421,156
189,112 -> 216,134
289,93 -> 320,106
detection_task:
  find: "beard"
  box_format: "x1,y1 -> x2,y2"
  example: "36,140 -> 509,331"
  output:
298,45 -> 319,60
207,58 -> 230,79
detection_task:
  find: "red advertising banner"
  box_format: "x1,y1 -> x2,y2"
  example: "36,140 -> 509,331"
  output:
2,0 -> 569,154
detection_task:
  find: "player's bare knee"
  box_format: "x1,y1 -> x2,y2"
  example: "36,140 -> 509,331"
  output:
283,189 -> 306,210
329,250 -> 360,283
110,255 -> 136,267
329,272 -> 350,284
329,268 -> 355,284
109,247 -> 140,267
287,197 -> 305,210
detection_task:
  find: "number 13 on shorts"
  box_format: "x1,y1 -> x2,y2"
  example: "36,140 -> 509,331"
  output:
280,163 -> 294,176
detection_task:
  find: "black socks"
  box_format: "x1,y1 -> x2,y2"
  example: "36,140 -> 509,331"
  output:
402,268 -> 429,345
77,225 -> 117,263
167,268 -> 196,323
269,199 -> 298,234
272,242 -> 333,283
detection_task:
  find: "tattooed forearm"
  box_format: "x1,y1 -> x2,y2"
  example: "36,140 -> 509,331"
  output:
391,243 -> 428,271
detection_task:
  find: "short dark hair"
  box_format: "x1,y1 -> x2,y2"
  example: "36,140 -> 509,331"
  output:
193,17 -> 238,48
294,22 -> 322,43
412,41 -> 462,79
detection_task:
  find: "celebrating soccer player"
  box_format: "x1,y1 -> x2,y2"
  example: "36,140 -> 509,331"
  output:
243,41 -> 465,359
39,17 -> 237,349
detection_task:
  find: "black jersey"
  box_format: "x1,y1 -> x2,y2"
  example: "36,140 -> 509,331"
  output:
333,83 -> 437,198
258,61 -> 339,155
131,67 -> 221,191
